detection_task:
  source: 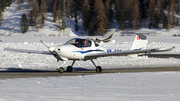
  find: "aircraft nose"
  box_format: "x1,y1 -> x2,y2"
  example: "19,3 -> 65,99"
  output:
49,47 -> 56,52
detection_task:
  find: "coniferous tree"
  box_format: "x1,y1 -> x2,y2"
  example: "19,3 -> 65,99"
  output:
7,0 -> 12,7
82,0 -> 90,31
47,0 -> 51,12
29,11 -> 34,26
105,0 -> 110,27
0,0 -> 6,11
163,13 -> 169,29
20,14 -> 29,33
114,0 -> 121,22
62,19 -> 66,30
153,13 -> 159,28
74,1 -> 78,31
125,0 -> 133,28
88,19 -> 94,36
119,10 -> 125,31
0,8 -> 2,26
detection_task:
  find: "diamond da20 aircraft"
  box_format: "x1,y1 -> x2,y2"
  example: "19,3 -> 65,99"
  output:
4,29 -> 174,73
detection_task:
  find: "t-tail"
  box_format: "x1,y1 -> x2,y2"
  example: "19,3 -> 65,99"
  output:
121,31 -> 157,57
130,34 -> 148,50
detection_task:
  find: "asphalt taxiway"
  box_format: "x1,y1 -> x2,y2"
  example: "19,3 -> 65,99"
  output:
0,67 -> 180,79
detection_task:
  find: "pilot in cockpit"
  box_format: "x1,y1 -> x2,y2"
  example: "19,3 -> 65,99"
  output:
75,40 -> 79,44
83,40 -> 91,47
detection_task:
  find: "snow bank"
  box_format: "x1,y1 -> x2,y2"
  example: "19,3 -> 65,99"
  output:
0,72 -> 180,101
1,36 -> 180,70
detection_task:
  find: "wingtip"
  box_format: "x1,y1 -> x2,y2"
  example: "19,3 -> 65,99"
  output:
40,40 -> 43,43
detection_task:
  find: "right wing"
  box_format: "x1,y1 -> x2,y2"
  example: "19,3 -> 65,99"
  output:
84,47 -> 174,59
4,48 -> 52,55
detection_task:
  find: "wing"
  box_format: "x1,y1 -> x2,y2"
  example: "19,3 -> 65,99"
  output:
4,48 -> 52,55
84,47 -> 174,59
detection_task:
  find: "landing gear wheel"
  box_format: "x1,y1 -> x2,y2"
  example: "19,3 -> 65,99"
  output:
58,67 -> 64,73
96,66 -> 102,73
67,66 -> 73,72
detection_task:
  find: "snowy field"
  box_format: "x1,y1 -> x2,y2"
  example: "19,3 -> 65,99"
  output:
1,36 -> 180,70
0,36 -> 180,100
0,72 -> 180,101
1,1 -> 180,101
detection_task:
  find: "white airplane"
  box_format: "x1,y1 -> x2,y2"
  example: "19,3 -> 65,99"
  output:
4,29 -> 174,73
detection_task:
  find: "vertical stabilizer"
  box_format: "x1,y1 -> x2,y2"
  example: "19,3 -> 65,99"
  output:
130,34 -> 148,50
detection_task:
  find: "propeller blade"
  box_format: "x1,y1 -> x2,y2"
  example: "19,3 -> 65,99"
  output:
40,40 -> 50,48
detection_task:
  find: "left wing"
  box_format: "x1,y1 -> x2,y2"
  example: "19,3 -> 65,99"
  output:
84,47 -> 174,59
4,48 -> 52,55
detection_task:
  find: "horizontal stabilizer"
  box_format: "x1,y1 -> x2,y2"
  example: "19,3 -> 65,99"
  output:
121,31 -> 158,34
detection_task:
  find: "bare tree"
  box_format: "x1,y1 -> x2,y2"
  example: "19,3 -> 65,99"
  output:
17,0 -> 21,10
147,0 -> 156,29
41,0 -> 47,14
53,0 -> 57,22
133,1 -> 140,30
26,0 -> 30,9
94,0 -> 109,35
170,0 -> 175,28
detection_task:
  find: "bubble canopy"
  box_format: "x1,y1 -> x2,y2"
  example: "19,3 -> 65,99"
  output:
64,38 -> 92,48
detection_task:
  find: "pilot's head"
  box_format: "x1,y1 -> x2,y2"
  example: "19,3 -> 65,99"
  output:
75,41 -> 78,44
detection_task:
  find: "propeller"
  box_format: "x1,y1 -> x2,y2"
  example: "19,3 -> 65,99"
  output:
40,40 -> 57,54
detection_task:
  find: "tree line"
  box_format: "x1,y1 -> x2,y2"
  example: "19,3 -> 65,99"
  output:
0,0 -> 180,35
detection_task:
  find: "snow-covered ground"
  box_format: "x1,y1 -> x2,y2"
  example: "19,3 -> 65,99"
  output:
0,36 -> 180,101
1,36 -> 180,70
1,1 -> 180,101
0,72 -> 180,101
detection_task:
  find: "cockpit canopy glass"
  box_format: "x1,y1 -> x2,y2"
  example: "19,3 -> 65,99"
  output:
64,38 -> 92,48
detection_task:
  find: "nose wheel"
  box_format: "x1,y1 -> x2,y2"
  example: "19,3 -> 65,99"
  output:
57,67 -> 64,73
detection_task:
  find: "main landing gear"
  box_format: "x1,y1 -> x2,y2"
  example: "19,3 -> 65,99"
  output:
57,59 -> 102,73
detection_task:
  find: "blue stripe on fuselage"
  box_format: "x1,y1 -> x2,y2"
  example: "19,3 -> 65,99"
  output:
73,49 -> 103,54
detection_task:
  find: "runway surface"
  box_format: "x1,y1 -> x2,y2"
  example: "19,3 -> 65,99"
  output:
1,67 -> 180,79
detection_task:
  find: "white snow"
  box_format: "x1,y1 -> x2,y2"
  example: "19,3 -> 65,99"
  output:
1,36 -> 180,69
0,72 -> 180,101
1,1 -> 180,101
0,36 -> 180,101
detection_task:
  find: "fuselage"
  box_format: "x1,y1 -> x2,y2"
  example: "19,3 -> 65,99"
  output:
51,38 -> 106,61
